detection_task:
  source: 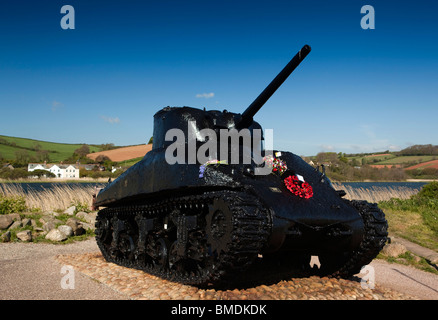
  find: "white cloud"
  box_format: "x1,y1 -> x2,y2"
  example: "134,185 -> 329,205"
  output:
320,144 -> 335,151
51,100 -> 64,111
360,124 -> 376,139
100,116 -> 120,124
388,145 -> 401,151
348,142 -> 401,153
196,92 -> 215,99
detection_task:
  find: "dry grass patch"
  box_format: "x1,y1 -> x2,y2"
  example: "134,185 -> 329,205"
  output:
332,183 -> 418,203
0,183 -> 100,212
382,208 -> 438,251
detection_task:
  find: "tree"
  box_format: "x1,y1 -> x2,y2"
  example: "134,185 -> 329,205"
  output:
0,168 -> 29,180
36,150 -> 50,162
33,143 -> 42,152
14,150 -> 30,165
399,144 -> 438,156
339,156 -> 349,164
74,144 -> 90,158
95,155 -> 116,171
95,155 -> 111,164
316,152 -> 337,164
31,169 -> 56,178
99,143 -> 115,151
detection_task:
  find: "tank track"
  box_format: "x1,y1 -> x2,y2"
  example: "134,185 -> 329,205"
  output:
331,199 -> 389,278
95,190 -> 271,287
254,199 -> 389,281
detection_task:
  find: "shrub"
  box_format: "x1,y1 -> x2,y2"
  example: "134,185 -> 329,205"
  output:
0,194 -> 27,214
70,200 -> 90,213
379,182 -> 438,235
0,168 -> 30,180
417,181 -> 438,199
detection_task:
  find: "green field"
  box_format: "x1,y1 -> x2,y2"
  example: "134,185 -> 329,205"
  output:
348,154 -> 396,163
346,153 -> 437,166
0,135 -> 101,163
116,157 -> 143,167
376,155 -> 436,165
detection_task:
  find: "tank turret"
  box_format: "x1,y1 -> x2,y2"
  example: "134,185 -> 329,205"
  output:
94,45 -> 388,287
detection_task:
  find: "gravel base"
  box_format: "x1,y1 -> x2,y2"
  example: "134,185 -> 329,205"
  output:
3,238 -> 436,300
56,252 -> 416,300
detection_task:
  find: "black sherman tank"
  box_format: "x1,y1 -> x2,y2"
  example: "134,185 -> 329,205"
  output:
94,45 -> 388,287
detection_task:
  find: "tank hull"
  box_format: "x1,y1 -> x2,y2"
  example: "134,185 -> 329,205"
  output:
95,149 -> 365,258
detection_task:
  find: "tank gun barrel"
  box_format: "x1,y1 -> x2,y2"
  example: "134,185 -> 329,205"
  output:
236,45 -> 311,129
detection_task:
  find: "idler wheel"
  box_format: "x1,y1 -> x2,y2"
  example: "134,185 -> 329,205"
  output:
95,216 -> 112,247
206,198 -> 234,257
95,215 -> 116,259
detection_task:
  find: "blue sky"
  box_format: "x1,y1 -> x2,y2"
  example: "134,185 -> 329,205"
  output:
0,0 -> 437,156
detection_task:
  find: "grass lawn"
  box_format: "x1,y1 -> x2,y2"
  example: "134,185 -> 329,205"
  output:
0,135 -> 101,162
380,207 -> 438,252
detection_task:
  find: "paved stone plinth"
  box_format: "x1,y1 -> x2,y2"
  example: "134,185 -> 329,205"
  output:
56,253 -> 416,300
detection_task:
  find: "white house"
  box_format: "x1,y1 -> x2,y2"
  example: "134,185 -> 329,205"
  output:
28,163 -> 80,179
63,164 -> 80,179
28,163 -> 46,171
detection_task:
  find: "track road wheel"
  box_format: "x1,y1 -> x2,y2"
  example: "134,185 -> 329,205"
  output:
205,197 -> 234,258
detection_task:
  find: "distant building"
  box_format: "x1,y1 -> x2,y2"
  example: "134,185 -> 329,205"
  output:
111,166 -> 121,173
2,163 -> 14,170
28,163 -> 80,179
79,164 -> 98,171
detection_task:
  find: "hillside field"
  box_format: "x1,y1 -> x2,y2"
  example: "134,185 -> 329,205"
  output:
87,144 -> 152,162
0,135 -> 151,166
375,155 -> 436,165
0,135 -> 101,163
347,153 -> 437,167
405,159 -> 438,170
